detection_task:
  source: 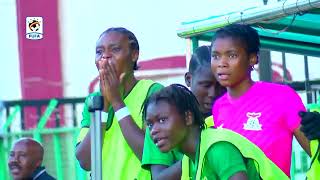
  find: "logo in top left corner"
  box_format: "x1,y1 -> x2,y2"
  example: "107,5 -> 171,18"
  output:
26,17 -> 43,40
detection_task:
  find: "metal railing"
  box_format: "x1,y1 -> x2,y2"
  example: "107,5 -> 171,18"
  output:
3,97 -> 85,130
0,97 -> 88,180
1,96 -> 319,179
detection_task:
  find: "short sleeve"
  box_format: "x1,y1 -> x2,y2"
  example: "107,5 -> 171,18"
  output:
77,92 -> 101,144
80,92 -> 101,128
205,141 -> 247,180
142,127 -> 182,169
204,116 -> 214,128
146,83 -> 164,98
76,127 -> 89,144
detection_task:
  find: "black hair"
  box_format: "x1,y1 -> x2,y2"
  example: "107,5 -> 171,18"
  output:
142,84 -> 205,129
188,45 -> 211,74
100,27 -> 139,70
211,24 -> 260,55
188,45 -> 227,101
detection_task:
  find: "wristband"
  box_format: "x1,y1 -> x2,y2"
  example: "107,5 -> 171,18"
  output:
101,112 -> 108,123
115,106 -> 130,122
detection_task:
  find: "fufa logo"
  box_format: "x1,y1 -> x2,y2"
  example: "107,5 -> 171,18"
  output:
26,17 -> 43,40
243,112 -> 262,131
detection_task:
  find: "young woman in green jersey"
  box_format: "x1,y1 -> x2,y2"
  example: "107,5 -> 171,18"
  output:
76,27 -> 163,180
142,84 -> 288,180
143,84 -> 252,180
141,46 -> 226,179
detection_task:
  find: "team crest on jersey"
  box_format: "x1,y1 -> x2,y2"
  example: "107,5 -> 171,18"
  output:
243,112 -> 262,131
26,17 -> 43,40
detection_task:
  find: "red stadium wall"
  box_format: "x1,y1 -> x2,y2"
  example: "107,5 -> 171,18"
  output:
16,0 -> 64,129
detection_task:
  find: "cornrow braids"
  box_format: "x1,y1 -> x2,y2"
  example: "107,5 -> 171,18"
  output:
142,84 -> 205,129
100,27 -> 139,70
188,45 -> 211,75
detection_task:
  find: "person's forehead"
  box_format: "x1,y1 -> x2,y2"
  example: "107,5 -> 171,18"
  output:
212,37 -> 244,50
147,100 -> 172,113
12,142 -> 29,152
97,32 -> 129,46
148,100 -> 166,109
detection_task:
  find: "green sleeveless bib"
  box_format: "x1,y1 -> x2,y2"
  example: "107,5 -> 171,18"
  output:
101,79 -> 155,180
181,128 -> 289,180
307,140 -> 320,180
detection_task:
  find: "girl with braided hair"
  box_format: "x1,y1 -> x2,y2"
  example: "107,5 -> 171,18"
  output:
142,84 -> 287,180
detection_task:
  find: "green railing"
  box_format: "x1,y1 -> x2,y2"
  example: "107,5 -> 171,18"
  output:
1,99 -> 88,180
1,96 -> 318,179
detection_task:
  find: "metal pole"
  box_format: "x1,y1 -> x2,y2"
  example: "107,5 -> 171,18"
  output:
259,49 -> 272,82
281,52 -> 288,82
90,111 -> 102,180
304,56 -> 312,103
88,96 -> 103,180
53,134 -> 63,180
191,37 -> 199,53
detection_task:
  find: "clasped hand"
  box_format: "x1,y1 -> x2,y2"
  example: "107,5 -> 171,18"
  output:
98,60 -> 125,111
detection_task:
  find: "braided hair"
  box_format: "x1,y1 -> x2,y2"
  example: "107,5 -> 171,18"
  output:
100,27 -> 139,70
142,84 -> 205,129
